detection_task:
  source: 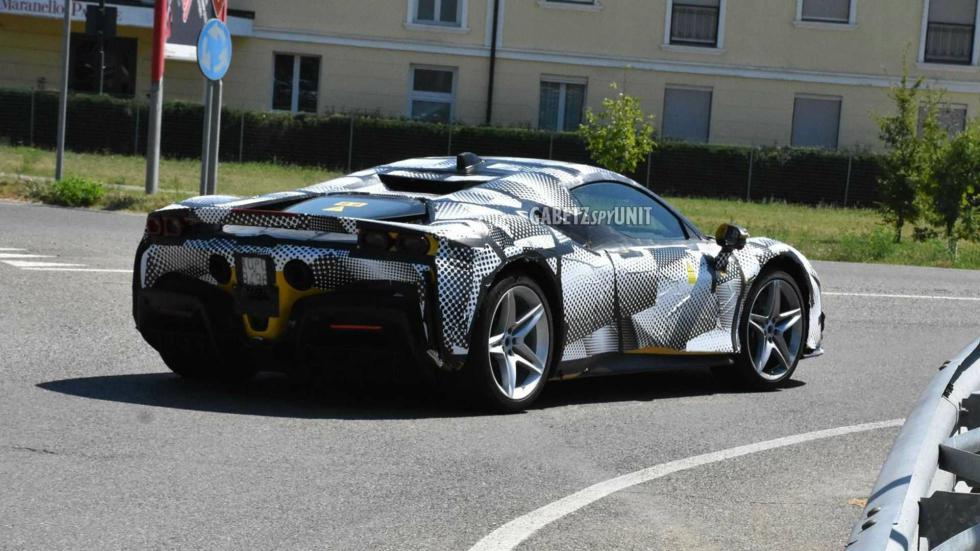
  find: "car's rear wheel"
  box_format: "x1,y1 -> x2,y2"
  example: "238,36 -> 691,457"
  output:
717,270 -> 807,389
467,275 -> 553,412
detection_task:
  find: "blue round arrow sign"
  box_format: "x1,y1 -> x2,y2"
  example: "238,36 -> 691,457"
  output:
197,19 -> 232,81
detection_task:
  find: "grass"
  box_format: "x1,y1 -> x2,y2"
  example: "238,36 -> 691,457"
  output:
0,144 -> 340,198
670,197 -> 980,270
1,144 -> 977,269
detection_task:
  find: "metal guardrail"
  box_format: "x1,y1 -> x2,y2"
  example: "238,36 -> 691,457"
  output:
848,338 -> 980,551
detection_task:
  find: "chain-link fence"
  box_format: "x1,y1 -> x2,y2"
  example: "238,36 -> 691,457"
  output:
0,87 -> 882,206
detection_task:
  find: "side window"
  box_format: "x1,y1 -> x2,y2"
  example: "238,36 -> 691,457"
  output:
570,182 -> 688,242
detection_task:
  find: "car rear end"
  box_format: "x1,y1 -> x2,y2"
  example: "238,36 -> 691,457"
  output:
133,194 -> 448,381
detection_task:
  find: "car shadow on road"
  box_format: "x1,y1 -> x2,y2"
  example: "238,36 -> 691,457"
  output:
534,368 -> 805,409
37,369 -> 805,420
37,372 -> 471,420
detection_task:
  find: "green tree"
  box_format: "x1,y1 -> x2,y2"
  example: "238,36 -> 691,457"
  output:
876,71 -> 942,243
578,83 -> 656,174
926,120 -> 980,254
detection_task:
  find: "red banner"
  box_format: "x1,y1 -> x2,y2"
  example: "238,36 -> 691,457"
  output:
150,0 -> 166,82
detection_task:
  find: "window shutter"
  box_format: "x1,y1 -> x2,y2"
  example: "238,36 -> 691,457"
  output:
792,97 -> 841,149
662,88 -> 712,143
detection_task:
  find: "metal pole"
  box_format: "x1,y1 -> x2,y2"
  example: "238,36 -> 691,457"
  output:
844,155 -> 853,207
205,80 -> 222,194
96,0 -> 105,95
484,0 -> 500,125
200,81 -> 213,195
55,0 -> 72,181
447,123 -> 453,155
746,149 -> 754,202
145,0 -> 166,195
145,81 -> 162,193
548,134 -> 554,160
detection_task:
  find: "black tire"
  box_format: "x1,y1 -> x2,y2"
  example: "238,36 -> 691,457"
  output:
715,270 -> 807,390
465,275 -> 554,413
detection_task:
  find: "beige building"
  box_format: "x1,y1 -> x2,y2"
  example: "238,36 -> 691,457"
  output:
2,0 -> 980,150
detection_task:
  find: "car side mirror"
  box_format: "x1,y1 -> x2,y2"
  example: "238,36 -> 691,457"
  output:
715,223 -> 748,253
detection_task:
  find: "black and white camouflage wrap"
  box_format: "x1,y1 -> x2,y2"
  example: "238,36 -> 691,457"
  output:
137,156 -> 823,370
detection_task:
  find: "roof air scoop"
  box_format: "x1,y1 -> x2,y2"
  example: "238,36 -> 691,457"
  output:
456,152 -> 485,175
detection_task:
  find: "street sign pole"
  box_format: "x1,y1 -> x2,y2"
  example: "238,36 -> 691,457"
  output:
200,81 -> 212,195
145,0 -> 166,195
55,0 -> 72,181
96,0 -> 106,95
206,80 -> 223,194
196,17 -> 232,196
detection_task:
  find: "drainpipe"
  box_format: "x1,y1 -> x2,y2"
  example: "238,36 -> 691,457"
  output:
485,0 -> 500,125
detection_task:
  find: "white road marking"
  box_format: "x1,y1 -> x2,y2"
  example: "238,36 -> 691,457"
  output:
2,260 -> 86,268
468,419 -> 904,551
0,248 -> 127,273
0,253 -> 55,259
23,267 -> 132,273
824,291 -> 980,302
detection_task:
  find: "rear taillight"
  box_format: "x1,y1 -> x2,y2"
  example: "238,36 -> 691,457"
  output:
146,214 -> 192,238
358,229 -> 434,256
163,217 -> 183,237
145,217 -> 162,235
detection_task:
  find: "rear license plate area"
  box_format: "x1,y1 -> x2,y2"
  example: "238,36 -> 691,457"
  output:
239,255 -> 271,287
234,255 -> 279,317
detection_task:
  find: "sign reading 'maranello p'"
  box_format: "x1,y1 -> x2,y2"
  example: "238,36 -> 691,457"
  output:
0,0 -> 88,19
0,0 -> 251,35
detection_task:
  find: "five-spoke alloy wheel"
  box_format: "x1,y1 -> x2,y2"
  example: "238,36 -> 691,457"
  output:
468,275 -> 553,412
724,270 -> 807,388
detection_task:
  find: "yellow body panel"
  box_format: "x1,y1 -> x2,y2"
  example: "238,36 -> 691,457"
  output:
218,268 -> 324,340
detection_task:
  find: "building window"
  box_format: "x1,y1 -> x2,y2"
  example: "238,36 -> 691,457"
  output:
800,0 -> 852,23
920,103 -> 968,136
409,66 -> 456,123
924,0 -> 977,65
539,79 -> 586,131
669,0 -> 721,47
543,0 -> 596,4
791,95 -> 841,149
662,87 -> 712,143
413,0 -> 462,26
68,34 -> 137,97
273,54 -> 320,113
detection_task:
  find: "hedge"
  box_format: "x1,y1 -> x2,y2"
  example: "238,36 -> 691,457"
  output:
0,87 -> 881,206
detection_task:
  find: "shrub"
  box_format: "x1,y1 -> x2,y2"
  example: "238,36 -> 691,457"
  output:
925,120 -> 980,254
875,66 -> 944,243
46,177 -> 105,207
578,83 -> 656,174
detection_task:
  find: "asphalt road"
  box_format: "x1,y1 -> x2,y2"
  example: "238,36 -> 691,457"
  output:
1,200 -> 978,550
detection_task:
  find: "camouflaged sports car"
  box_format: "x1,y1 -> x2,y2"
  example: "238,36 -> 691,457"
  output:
133,153 -> 824,411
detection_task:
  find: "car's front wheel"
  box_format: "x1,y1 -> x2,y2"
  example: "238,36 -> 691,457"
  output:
467,275 -> 553,412
719,270 -> 807,389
